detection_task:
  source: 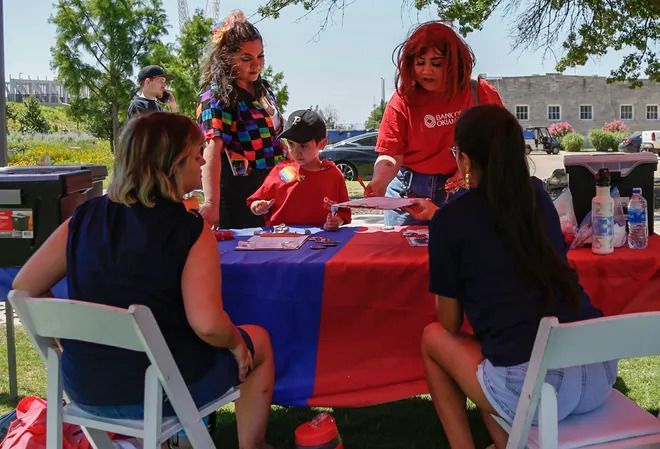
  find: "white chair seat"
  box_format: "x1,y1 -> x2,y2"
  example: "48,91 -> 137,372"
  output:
498,314 -> 660,449
525,390 -> 660,449
63,387 -> 240,442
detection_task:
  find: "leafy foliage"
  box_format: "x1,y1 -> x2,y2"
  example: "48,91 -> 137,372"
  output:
141,11 -> 210,118
257,0 -> 660,85
365,101 -> 386,129
602,119 -> 630,134
588,129 -> 626,151
561,132 -> 585,152
50,0 -> 169,150
18,96 -> 50,134
263,66 -> 290,113
7,136 -> 113,169
309,105 -> 340,128
548,121 -> 574,139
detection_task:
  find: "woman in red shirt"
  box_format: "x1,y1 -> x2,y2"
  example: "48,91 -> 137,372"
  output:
365,21 -> 503,226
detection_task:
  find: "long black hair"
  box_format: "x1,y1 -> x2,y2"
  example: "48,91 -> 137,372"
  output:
455,104 -> 582,310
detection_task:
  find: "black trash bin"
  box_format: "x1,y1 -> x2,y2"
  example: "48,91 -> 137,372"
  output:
0,165 -> 108,267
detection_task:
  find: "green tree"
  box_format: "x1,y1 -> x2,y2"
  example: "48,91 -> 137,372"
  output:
257,0 -> 660,85
18,96 -> 50,134
50,0 -> 168,150
365,101 -> 386,129
142,11 -> 211,118
262,65 -> 290,113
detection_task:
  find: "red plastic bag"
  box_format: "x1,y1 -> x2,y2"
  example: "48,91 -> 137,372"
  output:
0,396 -> 91,449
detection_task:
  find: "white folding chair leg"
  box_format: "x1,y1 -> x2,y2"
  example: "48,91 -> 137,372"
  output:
46,347 -> 64,449
144,366 -> 164,449
538,382 -> 558,449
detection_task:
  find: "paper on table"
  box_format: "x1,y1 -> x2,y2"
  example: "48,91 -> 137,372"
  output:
332,197 -> 415,211
235,234 -> 310,251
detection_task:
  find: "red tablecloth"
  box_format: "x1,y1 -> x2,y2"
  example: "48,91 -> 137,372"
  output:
568,234 -> 660,316
218,227 -> 660,407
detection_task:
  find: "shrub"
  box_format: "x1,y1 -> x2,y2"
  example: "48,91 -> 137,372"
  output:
561,132 -> 585,152
8,139 -> 113,169
602,119 -> 629,134
548,121 -> 574,139
588,129 -> 621,151
18,95 -> 50,134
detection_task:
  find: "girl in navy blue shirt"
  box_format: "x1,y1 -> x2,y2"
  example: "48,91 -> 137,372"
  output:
405,105 -> 616,449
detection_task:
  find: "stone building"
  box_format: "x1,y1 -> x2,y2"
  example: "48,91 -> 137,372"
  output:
485,73 -> 660,136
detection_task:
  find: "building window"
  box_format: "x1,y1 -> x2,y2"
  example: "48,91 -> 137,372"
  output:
515,105 -> 529,121
547,105 -> 561,121
647,104 -> 659,120
620,104 -> 633,120
579,105 -> 593,120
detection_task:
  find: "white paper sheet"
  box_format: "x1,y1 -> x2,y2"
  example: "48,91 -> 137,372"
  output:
332,197 -> 415,211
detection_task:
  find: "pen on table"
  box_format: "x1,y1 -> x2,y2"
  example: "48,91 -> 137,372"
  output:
357,176 -> 367,192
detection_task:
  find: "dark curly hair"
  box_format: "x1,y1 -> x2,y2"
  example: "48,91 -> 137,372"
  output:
199,10 -> 269,106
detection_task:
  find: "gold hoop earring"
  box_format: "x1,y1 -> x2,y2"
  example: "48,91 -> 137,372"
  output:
465,171 -> 471,190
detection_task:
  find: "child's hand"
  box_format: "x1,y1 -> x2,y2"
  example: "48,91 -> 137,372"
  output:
323,213 -> 343,231
250,199 -> 274,216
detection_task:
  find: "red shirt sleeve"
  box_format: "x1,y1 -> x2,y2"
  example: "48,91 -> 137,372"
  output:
246,165 -> 279,206
477,78 -> 503,106
376,92 -> 408,157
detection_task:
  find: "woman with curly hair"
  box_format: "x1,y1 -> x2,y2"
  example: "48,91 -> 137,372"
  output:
365,21 -> 504,226
196,10 -> 285,229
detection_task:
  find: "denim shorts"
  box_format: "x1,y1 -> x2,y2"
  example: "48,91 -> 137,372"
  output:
76,329 -> 254,419
384,167 -> 465,226
477,358 -> 618,424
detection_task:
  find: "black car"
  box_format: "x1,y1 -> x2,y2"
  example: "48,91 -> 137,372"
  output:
618,132 -> 642,152
320,132 -> 378,181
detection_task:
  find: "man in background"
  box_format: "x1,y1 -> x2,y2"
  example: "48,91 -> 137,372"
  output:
127,65 -> 177,119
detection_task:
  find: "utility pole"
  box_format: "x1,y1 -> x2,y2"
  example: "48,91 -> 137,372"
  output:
380,77 -> 385,107
0,0 -> 8,167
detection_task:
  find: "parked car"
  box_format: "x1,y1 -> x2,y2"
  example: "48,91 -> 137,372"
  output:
618,132 -> 642,152
641,130 -> 660,155
523,127 -> 561,154
320,132 -> 378,181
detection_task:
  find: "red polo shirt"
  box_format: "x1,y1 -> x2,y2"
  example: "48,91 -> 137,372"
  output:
377,78 -> 503,175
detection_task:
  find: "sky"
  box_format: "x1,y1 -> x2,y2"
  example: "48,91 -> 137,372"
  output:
3,0 -> 632,127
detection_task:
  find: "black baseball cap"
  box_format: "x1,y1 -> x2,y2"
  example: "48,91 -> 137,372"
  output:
137,65 -> 175,82
278,109 -> 327,143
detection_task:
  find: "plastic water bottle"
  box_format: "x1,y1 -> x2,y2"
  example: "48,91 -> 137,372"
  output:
627,187 -> 648,249
591,168 -> 614,255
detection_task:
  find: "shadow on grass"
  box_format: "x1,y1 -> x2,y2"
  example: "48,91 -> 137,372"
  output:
0,392 -> 19,411
213,396 -> 492,449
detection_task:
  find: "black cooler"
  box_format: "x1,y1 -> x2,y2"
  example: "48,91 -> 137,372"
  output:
564,153 -> 657,233
0,165 -> 108,267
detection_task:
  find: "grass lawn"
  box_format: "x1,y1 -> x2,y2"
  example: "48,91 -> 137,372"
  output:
2,325 -> 660,448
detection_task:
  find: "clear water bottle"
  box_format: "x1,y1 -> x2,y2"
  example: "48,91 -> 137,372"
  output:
627,187 -> 648,249
591,168 -> 614,255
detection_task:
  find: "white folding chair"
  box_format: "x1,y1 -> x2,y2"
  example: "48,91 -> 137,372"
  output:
494,313 -> 660,449
8,290 -> 240,449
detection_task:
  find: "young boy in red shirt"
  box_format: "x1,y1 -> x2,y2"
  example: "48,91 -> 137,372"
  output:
247,109 -> 351,230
